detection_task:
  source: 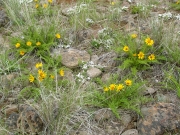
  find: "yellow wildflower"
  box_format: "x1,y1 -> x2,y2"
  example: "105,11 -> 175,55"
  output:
36,41 -> 41,46
138,51 -> 145,59
29,74 -> 35,83
55,33 -> 61,39
48,0 -> 53,3
15,43 -> 20,48
35,62 -> 43,68
123,46 -> 129,52
125,79 -> 132,86
110,2 -> 115,5
131,34 -> 137,39
26,41 -> 32,46
20,50 -> 25,56
109,84 -> 116,91
38,69 -> 46,81
34,0 -> 38,2
145,37 -> 154,46
59,69 -> 64,77
104,86 -> 109,92
116,84 -> 124,91
133,53 -> 137,57
35,4 -> 39,8
148,54 -> 155,61
50,74 -> 54,79
43,4 -> 48,8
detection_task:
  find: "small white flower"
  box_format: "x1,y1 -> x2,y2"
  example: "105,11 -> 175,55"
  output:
86,18 -> 94,23
121,6 -> 128,11
127,0 -> 132,3
175,14 -> 180,20
89,61 -> 94,65
65,45 -> 70,48
80,4 -> 88,9
82,64 -> 88,70
159,12 -> 172,19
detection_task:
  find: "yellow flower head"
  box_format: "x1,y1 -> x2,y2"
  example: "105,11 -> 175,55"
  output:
20,50 -> 25,56
59,69 -> 64,76
145,37 -> 154,46
125,79 -> 132,86
35,4 -> 39,8
148,54 -> 155,61
131,34 -> 137,39
133,53 -> 137,57
34,0 -> 38,2
15,43 -> 20,48
36,41 -> 41,46
109,84 -> 116,91
116,84 -> 124,91
50,74 -> 54,79
110,2 -> 115,5
55,33 -> 61,39
29,74 -> 35,83
138,51 -> 145,59
104,86 -> 109,92
48,0 -> 53,3
123,46 -> 129,52
43,4 -> 48,8
35,62 -> 43,68
26,41 -> 32,46
38,69 -> 46,81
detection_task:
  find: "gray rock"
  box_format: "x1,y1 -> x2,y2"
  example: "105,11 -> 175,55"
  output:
101,73 -> 111,83
94,108 -> 112,122
144,87 -> 157,95
97,51 -> 118,70
61,48 -> 90,68
137,102 -> 180,135
121,129 -> 138,135
87,67 -> 102,78
91,55 -> 99,65
17,104 -> 44,134
121,114 -> 132,126
63,69 -> 75,83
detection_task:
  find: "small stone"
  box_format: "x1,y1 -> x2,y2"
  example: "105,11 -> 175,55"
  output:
76,29 -> 93,43
94,108 -> 112,122
97,51 -> 118,70
91,55 -> 99,65
121,129 -> 138,135
144,87 -> 157,95
17,104 -> 44,134
101,73 -> 111,83
61,49 -> 90,68
121,114 -> 132,126
87,67 -> 102,78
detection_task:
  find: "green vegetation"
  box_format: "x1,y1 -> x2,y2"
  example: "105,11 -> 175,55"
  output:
0,0 -> 180,134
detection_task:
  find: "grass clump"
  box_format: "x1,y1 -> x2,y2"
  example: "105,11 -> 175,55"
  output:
86,75 -> 150,119
115,33 -> 162,74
